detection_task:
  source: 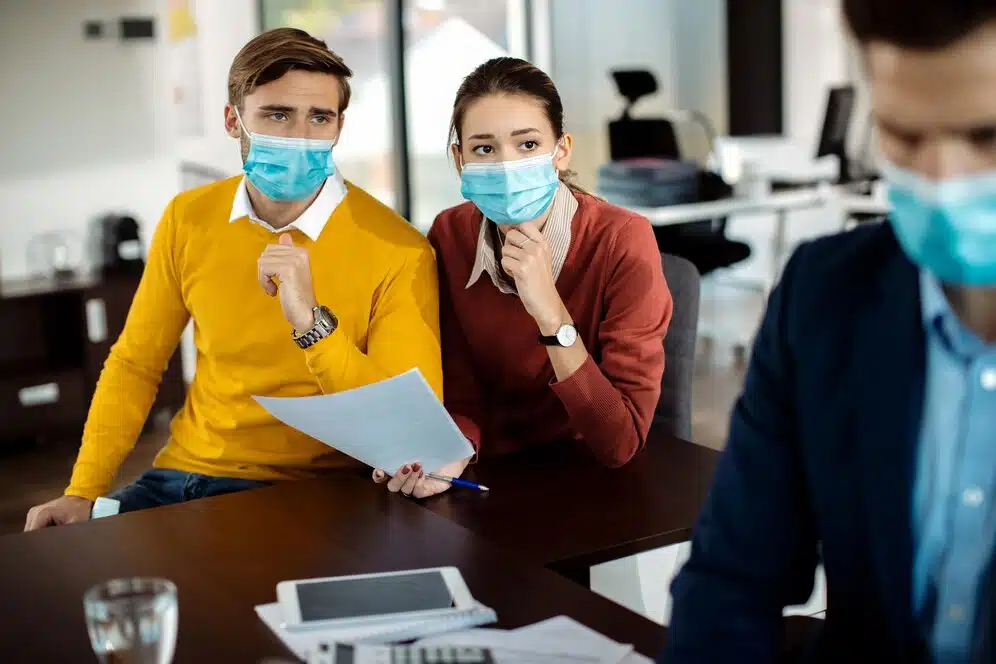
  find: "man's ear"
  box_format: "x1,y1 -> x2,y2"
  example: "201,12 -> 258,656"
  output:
451,143 -> 463,174
337,112 -> 345,140
224,104 -> 241,139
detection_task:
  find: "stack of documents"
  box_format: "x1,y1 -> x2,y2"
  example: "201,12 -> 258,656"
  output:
254,369 -> 474,472
415,616 -> 652,664
255,601 -> 498,660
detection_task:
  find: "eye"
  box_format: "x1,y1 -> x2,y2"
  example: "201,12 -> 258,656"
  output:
521,140 -> 539,151
967,126 -> 996,149
268,112 -> 288,122
311,115 -> 331,125
472,145 -> 494,155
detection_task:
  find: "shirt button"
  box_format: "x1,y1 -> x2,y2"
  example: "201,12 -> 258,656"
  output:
981,368 -> 996,391
948,605 -> 967,622
963,487 -> 985,507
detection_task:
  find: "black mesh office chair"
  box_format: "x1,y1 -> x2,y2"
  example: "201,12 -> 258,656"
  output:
607,70 -> 751,276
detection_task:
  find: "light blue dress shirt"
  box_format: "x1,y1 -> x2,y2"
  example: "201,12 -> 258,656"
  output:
914,271 -> 996,663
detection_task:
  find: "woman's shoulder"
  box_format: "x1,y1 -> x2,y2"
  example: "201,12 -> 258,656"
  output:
573,190 -> 656,251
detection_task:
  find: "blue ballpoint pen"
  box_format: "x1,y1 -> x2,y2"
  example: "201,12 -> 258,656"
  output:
427,473 -> 490,493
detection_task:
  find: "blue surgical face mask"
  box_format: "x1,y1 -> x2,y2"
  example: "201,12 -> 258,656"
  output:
236,107 -> 336,202
882,160 -> 996,285
459,151 -> 560,224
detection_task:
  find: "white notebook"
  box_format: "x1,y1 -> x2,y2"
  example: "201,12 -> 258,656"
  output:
255,601 -> 498,660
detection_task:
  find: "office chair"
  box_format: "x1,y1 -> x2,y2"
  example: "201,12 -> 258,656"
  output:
657,253 -> 701,440
607,69 -> 751,276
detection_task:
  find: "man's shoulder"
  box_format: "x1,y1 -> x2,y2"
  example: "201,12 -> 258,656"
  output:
787,221 -> 903,295
167,176 -> 242,232
341,182 -> 432,256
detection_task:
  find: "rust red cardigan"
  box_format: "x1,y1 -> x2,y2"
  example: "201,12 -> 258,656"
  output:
428,191 -> 672,467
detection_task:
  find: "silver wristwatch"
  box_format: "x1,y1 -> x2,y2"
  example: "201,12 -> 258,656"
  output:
293,305 -> 338,349
539,323 -> 579,348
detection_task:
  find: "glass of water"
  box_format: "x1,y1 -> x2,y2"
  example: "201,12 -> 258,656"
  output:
83,578 -> 178,664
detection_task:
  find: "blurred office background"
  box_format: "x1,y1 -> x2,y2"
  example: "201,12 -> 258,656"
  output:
0,0 -> 864,621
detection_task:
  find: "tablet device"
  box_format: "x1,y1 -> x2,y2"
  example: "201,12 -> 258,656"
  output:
276,567 -> 473,631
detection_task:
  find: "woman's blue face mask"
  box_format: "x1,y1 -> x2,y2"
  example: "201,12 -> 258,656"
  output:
882,160 -> 996,285
459,151 -> 560,224
236,107 -> 337,202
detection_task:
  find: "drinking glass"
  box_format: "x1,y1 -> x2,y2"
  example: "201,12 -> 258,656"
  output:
83,578 -> 178,664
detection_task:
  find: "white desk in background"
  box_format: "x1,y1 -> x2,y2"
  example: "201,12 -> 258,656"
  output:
624,187 -> 889,291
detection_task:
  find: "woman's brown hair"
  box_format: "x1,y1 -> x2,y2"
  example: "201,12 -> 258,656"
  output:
449,57 -> 583,192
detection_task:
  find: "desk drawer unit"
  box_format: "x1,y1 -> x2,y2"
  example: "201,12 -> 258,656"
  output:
0,371 -> 88,439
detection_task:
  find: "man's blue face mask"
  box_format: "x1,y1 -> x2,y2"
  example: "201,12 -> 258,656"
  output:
236,107 -> 336,202
459,151 -> 560,224
883,160 -> 996,285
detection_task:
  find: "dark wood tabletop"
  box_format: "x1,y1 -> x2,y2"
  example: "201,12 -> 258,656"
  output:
426,432 -> 719,577
0,473 -> 667,663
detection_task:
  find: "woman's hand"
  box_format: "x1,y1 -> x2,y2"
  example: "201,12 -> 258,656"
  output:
500,225 -> 566,333
372,458 -> 471,500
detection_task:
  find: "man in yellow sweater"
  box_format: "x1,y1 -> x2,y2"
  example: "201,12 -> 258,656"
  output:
24,28 -> 442,529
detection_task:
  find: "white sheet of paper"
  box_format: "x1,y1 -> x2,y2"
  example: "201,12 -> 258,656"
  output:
416,616 -> 633,664
253,369 -> 474,472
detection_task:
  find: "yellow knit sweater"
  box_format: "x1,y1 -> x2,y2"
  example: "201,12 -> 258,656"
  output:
66,177 -> 442,500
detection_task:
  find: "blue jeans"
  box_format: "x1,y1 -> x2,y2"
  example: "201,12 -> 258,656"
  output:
108,469 -> 271,514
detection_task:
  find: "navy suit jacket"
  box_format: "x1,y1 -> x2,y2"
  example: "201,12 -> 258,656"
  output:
661,222 -> 951,663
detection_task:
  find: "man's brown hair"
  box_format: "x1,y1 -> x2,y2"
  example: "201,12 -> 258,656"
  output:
228,28 -> 353,112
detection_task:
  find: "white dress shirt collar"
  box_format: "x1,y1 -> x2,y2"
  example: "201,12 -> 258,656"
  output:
229,170 -> 347,241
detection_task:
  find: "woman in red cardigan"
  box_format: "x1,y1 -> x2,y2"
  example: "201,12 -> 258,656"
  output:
374,57 -> 673,499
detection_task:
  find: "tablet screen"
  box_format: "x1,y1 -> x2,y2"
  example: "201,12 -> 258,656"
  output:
297,571 -> 454,622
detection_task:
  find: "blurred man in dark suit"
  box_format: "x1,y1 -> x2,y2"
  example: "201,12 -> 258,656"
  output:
663,2 -> 996,662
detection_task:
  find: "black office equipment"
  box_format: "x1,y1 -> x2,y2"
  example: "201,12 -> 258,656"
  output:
98,215 -> 145,276
119,17 -> 156,41
815,85 -> 857,183
603,69 -> 750,276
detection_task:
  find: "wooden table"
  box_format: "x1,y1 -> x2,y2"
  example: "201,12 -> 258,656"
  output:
427,433 -> 719,582
0,473 -> 670,662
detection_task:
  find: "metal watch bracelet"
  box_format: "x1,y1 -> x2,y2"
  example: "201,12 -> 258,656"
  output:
293,305 -> 338,349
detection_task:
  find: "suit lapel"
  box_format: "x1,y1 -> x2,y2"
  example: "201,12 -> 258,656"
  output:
848,248 -> 926,653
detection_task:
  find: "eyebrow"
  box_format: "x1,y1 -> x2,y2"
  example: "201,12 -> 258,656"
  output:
876,113 -> 996,139
467,128 -> 541,141
257,104 -> 338,116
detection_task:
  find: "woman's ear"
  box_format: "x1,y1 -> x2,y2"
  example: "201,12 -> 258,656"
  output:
554,133 -> 573,173
451,143 -> 463,174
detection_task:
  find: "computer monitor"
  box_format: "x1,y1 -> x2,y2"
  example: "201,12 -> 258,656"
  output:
815,85 -> 857,183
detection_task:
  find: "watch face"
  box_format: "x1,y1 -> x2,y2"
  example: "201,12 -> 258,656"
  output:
556,324 -> 578,347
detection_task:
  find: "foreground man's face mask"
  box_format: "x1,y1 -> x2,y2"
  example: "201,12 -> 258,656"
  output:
882,160 -> 996,285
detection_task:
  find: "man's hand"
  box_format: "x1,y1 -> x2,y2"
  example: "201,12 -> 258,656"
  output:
500,225 -> 566,333
372,457 -> 472,500
258,233 -> 319,332
24,496 -> 93,531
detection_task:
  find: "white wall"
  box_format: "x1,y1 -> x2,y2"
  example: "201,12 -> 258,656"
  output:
549,0 -> 677,189
0,0 -> 174,280
670,0 -> 728,159
549,0 -> 728,187
177,0 -> 259,176
0,0 -> 259,281
782,0 -> 851,152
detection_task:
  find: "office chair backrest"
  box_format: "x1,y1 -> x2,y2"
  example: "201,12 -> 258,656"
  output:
656,253 -> 701,440
608,118 -> 681,162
